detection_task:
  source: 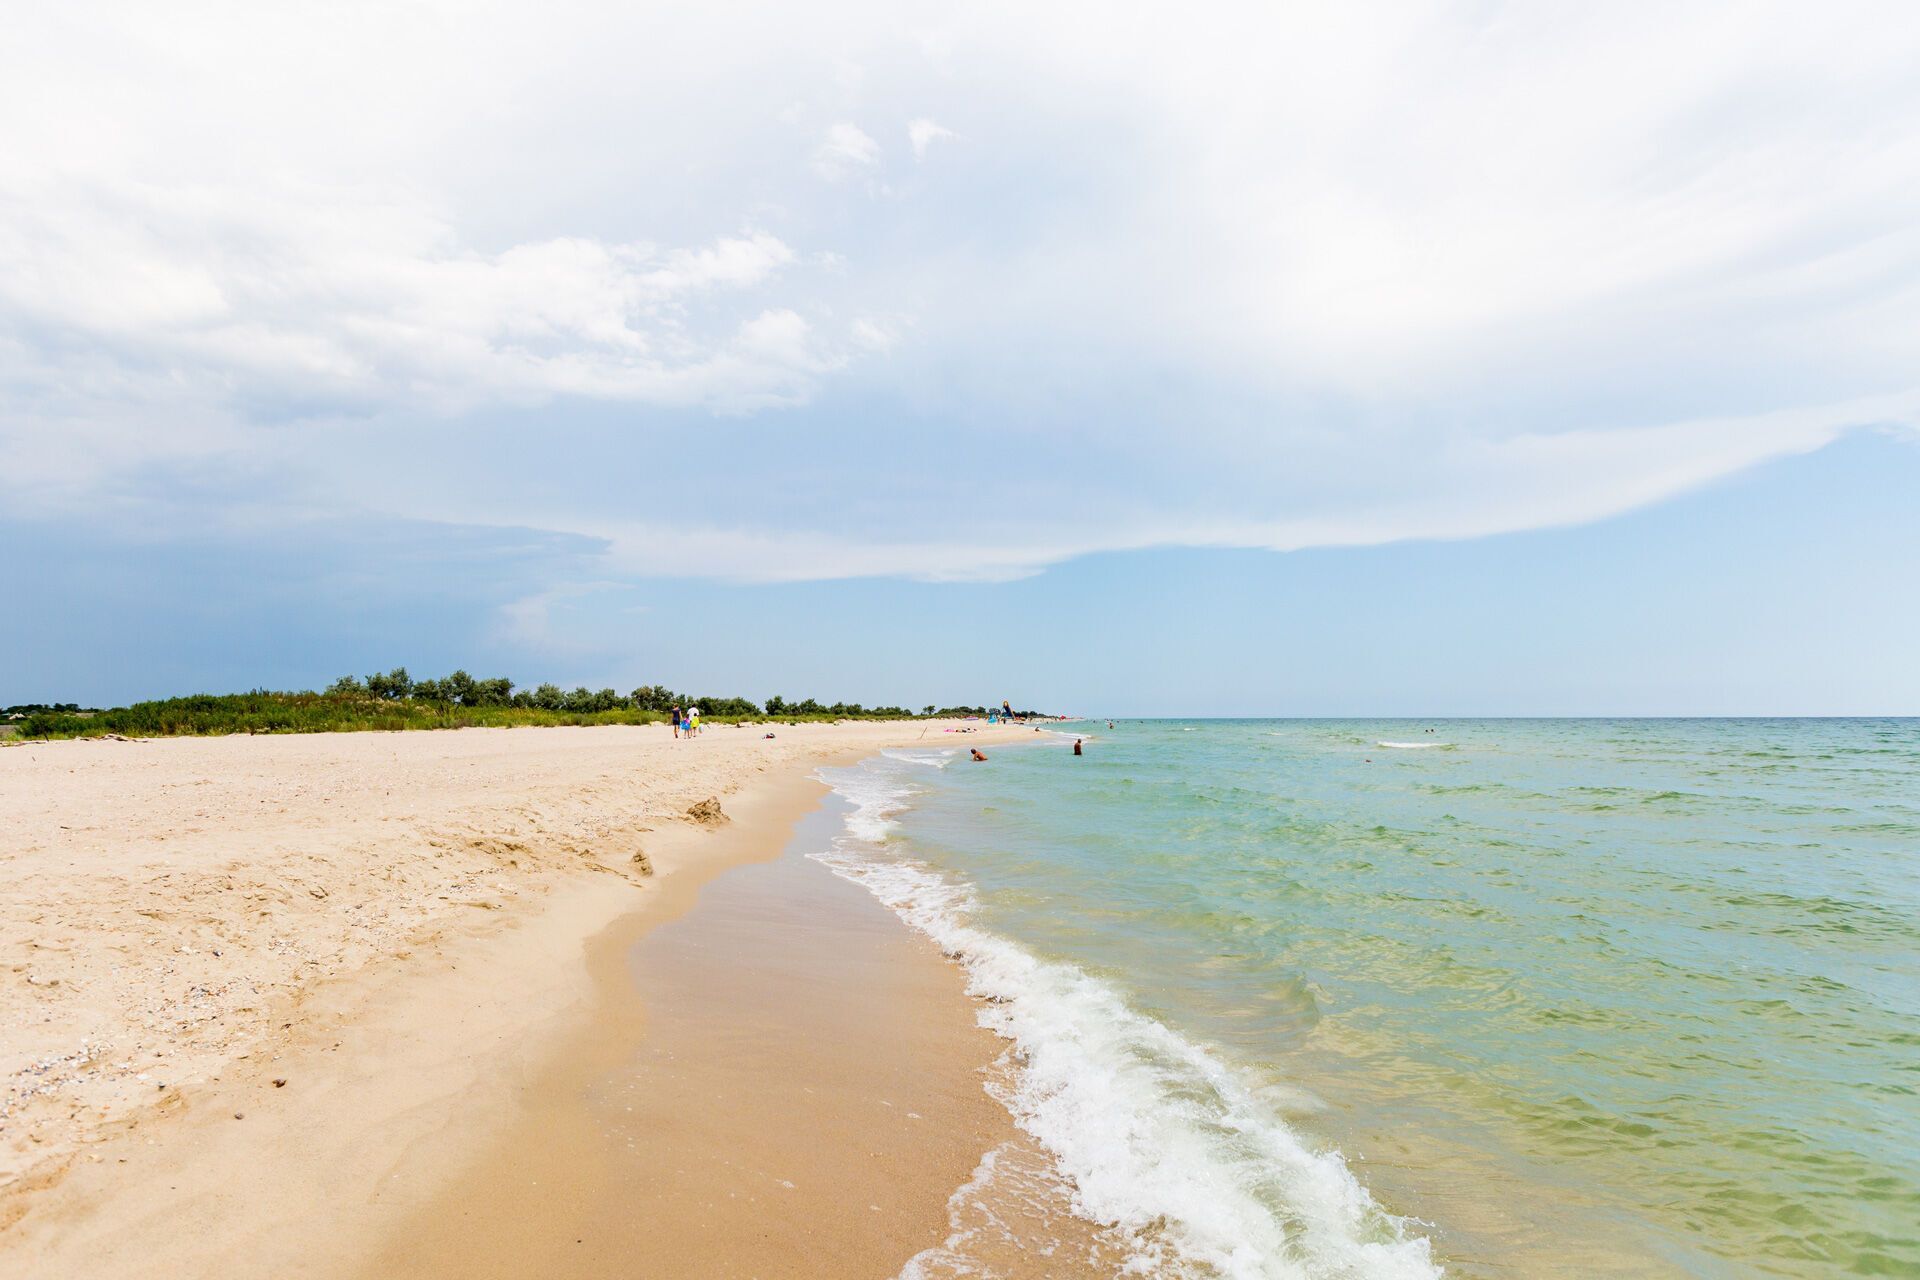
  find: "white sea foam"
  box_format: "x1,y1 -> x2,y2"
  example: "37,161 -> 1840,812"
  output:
1376,741 -> 1447,750
815,754 -> 1443,1280
882,746 -> 958,769
833,749 -> 948,840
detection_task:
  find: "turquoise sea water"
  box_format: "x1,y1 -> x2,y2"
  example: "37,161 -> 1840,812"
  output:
816,720 -> 1920,1278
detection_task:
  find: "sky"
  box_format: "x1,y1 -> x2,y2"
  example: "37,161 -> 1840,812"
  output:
5,1 -> 1919,713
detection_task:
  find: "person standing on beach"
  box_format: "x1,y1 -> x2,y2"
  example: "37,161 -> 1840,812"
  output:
670,704 -> 681,739
689,705 -> 701,737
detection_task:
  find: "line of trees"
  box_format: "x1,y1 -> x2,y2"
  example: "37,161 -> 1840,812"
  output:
917,704 -> 1049,718
763,695 -> 914,718
338,668 -> 632,711
329,669 -> 919,719
8,675 -> 1043,741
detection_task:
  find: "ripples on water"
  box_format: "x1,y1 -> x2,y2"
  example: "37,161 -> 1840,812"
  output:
824,720 -> 1920,1277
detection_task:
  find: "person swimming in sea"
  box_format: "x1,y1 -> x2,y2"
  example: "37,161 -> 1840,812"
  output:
971,748 -> 988,761
1073,738 -> 1083,756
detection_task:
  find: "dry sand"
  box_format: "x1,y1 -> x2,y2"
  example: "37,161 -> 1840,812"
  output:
0,719 -> 1026,1276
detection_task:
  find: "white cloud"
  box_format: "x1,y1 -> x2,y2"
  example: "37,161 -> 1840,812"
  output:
907,117 -> 953,160
849,316 -> 902,351
812,122 -> 881,178
0,170 -> 838,414
5,0 -> 1920,589
643,232 -> 795,296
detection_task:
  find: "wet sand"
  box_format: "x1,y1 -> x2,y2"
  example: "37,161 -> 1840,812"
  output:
372,787 -> 1022,1277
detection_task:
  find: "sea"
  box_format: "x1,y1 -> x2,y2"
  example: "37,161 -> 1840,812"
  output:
812,719 -> 1920,1278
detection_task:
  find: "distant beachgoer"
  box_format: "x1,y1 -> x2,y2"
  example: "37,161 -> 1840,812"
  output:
1107,721 -> 1114,729
689,705 -> 701,736
1002,700 -> 1012,720
971,748 -> 988,761
670,705 -> 681,739
1073,738 -> 1083,756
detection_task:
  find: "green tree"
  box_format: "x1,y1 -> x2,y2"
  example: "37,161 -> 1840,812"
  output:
473,676 -> 513,706
693,695 -> 760,717
629,684 -> 677,712
365,667 -> 412,700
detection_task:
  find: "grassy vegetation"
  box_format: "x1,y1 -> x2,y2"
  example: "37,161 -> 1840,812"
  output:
15,692 -> 675,740
8,677 -> 990,742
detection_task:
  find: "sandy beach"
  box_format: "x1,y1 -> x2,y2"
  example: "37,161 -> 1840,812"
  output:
0,719 -> 1027,1277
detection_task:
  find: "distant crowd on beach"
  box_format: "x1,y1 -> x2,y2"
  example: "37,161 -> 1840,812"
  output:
669,703 -> 701,738
964,700 -> 1113,762
985,699 -> 1077,727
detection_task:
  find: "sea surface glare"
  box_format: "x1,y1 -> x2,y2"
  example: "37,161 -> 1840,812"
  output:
815,719 -> 1920,1278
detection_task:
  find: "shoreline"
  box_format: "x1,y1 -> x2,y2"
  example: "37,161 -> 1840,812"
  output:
368,774 -> 1027,1277
0,720 -> 1028,1275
